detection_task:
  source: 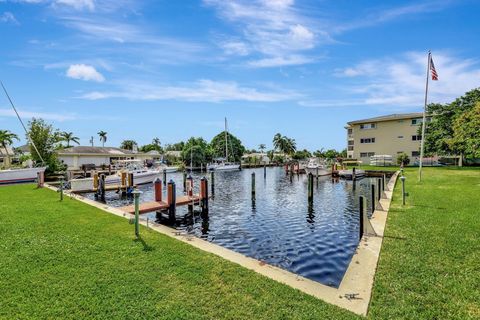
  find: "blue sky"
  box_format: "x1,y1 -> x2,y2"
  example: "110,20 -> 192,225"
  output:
1,0 -> 480,151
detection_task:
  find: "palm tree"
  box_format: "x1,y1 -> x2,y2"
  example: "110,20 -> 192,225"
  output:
0,130 -> 19,168
272,133 -> 282,151
120,140 -> 137,151
283,137 -> 297,155
258,143 -> 266,155
61,132 -> 80,148
98,131 -> 107,147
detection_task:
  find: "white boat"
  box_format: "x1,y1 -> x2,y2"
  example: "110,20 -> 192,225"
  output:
155,163 -> 179,173
304,158 -> 331,176
0,166 -> 47,185
207,118 -> 240,171
338,168 -> 365,180
70,160 -> 161,192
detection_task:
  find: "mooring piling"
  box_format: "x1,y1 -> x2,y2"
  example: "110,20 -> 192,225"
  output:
352,167 -> 356,181
371,184 -> 376,214
200,177 -> 209,217
377,178 -> 381,201
251,172 -> 256,196
99,174 -> 106,201
154,178 -> 162,202
183,171 -> 187,192
264,164 -> 267,179
186,175 -> 194,213
167,180 -> 176,223
307,172 -> 314,203
37,171 -> 45,188
93,172 -> 99,190
210,170 -> 215,196
163,169 -> 167,185
359,195 -> 365,240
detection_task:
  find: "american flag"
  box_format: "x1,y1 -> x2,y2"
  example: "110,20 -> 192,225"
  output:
430,55 -> 438,80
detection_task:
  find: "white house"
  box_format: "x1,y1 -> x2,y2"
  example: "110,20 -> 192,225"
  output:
57,146 -> 160,170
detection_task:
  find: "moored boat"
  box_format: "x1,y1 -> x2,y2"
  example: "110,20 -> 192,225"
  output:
0,166 -> 47,185
338,168 -> 365,180
304,158 -> 331,177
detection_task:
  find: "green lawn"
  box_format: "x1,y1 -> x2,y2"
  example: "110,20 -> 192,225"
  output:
1,167 -> 479,319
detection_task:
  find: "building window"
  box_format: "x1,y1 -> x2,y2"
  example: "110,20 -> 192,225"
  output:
348,140 -> 354,146
348,146 -> 354,151
347,128 -> 352,134
360,138 -> 376,143
360,123 -> 376,130
360,152 -> 375,157
412,151 -> 420,157
411,135 -> 422,141
397,135 -> 404,139
411,118 -> 422,125
348,155 -> 352,159
397,151 -> 404,154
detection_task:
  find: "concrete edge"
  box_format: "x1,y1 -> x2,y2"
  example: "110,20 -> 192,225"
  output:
43,172 -> 399,317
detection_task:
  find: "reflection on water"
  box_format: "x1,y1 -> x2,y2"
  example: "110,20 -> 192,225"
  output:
86,167 -> 377,288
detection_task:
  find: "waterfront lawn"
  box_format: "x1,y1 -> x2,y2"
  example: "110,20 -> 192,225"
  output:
0,184 -> 355,320
1,166 -> 479,319
369,167 -> 480,319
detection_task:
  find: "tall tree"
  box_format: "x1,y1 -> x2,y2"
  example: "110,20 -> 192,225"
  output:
272,133 -> 282,151
258,144 -> 266,154
61,132 -> 80,148
210,131 -> 245,162
120,140 -> 137,151
28,118 -> 62,173
181,137 -> 211,167
450,102 -> 480,158
98,131 -> 107,147
0,130 -> 19,167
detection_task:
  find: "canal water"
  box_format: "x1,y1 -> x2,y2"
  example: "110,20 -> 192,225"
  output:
87,167 -> 379,288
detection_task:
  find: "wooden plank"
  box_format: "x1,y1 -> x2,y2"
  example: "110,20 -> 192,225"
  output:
119,195 -> 201,214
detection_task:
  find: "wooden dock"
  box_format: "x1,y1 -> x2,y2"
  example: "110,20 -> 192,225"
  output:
119,195 -> 201,214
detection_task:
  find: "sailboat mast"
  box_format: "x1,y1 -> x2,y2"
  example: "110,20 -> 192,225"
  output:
1,81 -> 45,165
225,117 -> 228,162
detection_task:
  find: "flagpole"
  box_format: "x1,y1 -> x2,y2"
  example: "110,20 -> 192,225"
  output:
418,51 -> 431,182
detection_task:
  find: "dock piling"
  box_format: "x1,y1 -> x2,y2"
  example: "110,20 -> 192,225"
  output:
371,184 -> 376,214
37,171 -> 45,188
93,172 -> 99,190
200,177 -> 209,217
163,169 -> 167,186
307,172 -> 314,203
186,175 -> 194,213
154,178 -> 162,202
210,171 -> 215,196
359,195 -> 365,240
167,180 -> 176,223
183,171 -> 187,192
264,164 -> 266,179
251,172 -> 256,196
377,178 -> 382,200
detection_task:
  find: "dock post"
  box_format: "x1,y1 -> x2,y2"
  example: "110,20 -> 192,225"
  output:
359,195 -> 365,240
99,174 -> 106,202
316,167 -> 319,179
377,178 -> 382,201
154,178 -> 162,202
183,170 -> 187,192
167,180 -> 176,223
187,175 -> 194,213
133,190 -> 141,238
307,173 -> 314,203
371,184 -> 376,214
210,171 -> 215,196
264,164 -> 266,179
401,176 -> 406,205
163,169 -> 167,185
200,177 -> 209,217
352,167 -> 356,181
93,172 -> 99,190
36,171 -> 44,188
251,172 -> 256,196
121,171 -> 127,194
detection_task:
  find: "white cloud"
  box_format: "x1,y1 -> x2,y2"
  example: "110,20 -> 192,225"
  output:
248,55 -> 313,68
305,52 -> 480,109
0,108 -> 76,121
55,0 -> 95,11
204,0 -> 321,67
0,12 -> 18,24
66,64 -> 105,82
80,79 -> 300,102
221,41 -> 250,56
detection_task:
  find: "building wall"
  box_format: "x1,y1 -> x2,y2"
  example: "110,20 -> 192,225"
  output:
347,117 -> 424,164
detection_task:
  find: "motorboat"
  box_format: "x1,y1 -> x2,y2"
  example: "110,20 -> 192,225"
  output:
154,161 -> 179,173
207,118 -> 240,171
207,159 -> 240,171
304,158 -> 331,177
70,160 -> 161,192
0,166 -> 47,185
338,168 -> 365,180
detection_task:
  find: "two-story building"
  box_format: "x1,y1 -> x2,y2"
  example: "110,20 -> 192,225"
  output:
346,113 -> 430,164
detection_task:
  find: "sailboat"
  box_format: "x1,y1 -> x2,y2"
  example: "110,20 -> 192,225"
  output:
207,118 -> 240,171
0,82 -> 47,185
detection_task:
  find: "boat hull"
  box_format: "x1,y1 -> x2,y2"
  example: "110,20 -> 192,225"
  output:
338,169 -> 365,179
70,170 -> 161,192
208,164 -> 240,171
0,167 -> 47,185
305,167 -> 331,176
